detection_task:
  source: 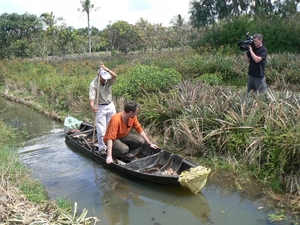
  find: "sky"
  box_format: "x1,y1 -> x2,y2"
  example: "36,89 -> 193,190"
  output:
0,0 -> 192,30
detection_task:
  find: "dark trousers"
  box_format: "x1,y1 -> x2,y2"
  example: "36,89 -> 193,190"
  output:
247,76 -> 268,93
112,133 -> 145,158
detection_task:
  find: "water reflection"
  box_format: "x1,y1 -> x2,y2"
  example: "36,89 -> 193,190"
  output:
92,166 -> 211,225
96,173 -> 142,225
0,97 -> 61,138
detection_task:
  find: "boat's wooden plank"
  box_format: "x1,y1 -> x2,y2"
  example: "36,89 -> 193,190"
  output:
116,159 -> 126,165
160,154 -> 174,171
68,129 -> 94,137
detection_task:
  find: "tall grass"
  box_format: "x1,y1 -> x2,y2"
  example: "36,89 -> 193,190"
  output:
139,81 -> 300,198
0,120 -> 48,202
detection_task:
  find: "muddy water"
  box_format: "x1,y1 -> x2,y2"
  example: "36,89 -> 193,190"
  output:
0,97 -> 288,225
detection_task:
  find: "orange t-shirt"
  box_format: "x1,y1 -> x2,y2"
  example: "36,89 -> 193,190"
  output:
103,112 -> 143,143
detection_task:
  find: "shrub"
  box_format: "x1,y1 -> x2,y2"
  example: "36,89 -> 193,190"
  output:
196,73 -> 223,86
113,63 -> 182,99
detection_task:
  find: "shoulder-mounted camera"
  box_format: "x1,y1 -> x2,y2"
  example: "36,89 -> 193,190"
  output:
237,32 -> 254,52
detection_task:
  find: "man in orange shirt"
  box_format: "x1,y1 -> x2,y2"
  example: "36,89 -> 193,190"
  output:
104,101 -> 158,164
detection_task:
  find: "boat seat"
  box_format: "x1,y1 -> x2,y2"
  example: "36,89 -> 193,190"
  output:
160,154 -> 183,173
69,129 -> 94,138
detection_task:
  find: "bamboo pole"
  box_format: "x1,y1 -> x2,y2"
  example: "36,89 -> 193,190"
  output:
92,71 -> 101,156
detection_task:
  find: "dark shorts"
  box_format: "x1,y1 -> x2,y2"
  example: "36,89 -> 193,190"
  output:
247,76 -> 268,93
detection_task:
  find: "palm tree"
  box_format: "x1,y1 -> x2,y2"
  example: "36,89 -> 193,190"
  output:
40,11 -> 63,31
40,12 -> 63,55
78,0 -> 100,54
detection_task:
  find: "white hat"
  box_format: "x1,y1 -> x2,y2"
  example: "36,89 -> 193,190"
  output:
100,68 -> 112,80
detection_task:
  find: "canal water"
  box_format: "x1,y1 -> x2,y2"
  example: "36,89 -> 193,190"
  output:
0,97 -> 291,225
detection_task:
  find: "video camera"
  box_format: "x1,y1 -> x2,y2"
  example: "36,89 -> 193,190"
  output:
237,32 -> 254,52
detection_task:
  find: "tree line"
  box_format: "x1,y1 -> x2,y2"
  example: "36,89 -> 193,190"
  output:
0,0 -> 299,58
0,12 -> 193,58
189,0 -> 300,27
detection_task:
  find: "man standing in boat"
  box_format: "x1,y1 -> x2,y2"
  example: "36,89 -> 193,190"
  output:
104,101 -> 158,164
89,61 -> 117,152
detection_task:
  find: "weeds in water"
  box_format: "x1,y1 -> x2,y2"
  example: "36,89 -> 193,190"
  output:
56,196 -> 73,211
57,202 -> 99,224
268,210 -> 288,223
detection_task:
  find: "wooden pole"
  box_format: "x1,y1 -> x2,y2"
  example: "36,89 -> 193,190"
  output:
92,72 -> 101,156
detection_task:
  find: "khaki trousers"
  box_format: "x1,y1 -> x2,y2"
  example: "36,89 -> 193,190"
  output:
112,133 -> 145,158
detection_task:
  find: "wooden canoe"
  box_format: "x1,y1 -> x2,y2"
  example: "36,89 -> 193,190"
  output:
65,121 -> 210,193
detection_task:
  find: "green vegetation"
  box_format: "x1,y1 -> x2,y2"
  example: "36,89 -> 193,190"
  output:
1,0 -> 300,222
113,63 -> 182,99
1,50 -> 300,209
191,14 -> 300,54
0,120 -> 47,203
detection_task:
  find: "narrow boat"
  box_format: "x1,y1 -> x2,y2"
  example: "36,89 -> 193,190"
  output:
65,119 -> 211,193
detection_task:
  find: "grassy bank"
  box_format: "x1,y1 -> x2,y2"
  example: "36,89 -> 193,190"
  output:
0,120 -> 99,224
1,49 -> 300,219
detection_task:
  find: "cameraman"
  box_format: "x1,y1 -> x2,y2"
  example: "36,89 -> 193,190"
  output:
244,33 -> 268,93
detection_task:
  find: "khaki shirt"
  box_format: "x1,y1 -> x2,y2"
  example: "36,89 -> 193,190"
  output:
89,76 -> 116,105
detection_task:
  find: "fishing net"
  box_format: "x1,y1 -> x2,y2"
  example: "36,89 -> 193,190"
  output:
178,166 -> 211,194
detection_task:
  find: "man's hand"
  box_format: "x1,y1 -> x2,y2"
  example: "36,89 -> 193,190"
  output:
100,61 -> 109,71
91,106 -> 99,113
106,156 -> 113,164
248,45 -> 253,52
150,143 -> 158,149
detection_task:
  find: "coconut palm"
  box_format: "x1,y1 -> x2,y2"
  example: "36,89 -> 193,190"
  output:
40,11 -> 63,31
78,0 -> 100,54
40,12 -> 64,55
